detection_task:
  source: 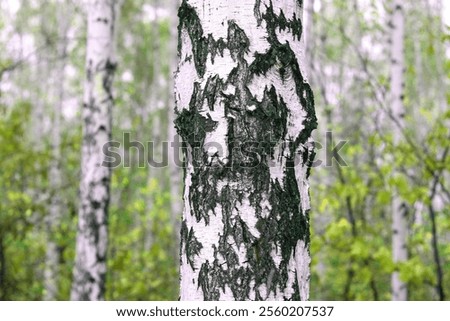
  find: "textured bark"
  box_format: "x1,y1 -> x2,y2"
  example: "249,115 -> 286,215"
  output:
175,0 -> 316,300
390,0 -> 408,301
71,0 -> 119,301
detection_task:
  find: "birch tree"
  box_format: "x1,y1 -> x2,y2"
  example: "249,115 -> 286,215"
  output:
389,0 -> 408,301
71,0 -> 119,301
175,0 -> 317,300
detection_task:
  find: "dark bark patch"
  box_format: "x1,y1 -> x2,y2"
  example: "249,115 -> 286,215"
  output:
181,221 -> 203,270
177,0 -> 316,300
178,0 -> 226,77
263,1 -> 303,41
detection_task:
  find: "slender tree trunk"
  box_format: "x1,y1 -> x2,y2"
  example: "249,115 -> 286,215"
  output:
390,0 -> 408,301
428,0 -> 447,115
175,0 -> 316,300
44,4 -> 70,300
32,2 -> 53,148
71,0 -> 119,301
44,6 -> 70,301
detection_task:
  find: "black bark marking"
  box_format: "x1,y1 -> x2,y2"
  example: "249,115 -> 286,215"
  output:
178,0 -> 226,77
263,1 -> 303,41
177,0 -> 316,300
254,0 -> 262,26
181,221 -> 203,270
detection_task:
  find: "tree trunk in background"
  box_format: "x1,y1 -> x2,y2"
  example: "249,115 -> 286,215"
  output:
71,0 -> 119,301
31,1 -> 53,148
175,0 -> 316,300
44,4 -> 69,301
412,16 -> 424,228
168,0 -> 182,259
429,0 -> 447,115
390,0 -> 408,301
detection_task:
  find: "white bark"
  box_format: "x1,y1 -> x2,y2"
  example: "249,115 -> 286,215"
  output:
390,0 -> 408,301
71,0 -> 119,301
176,0 -> 316,300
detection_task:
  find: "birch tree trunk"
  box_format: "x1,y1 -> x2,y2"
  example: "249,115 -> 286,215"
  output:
175,0 -> 317,300
44,4 -> 69,300
390,0 -> 408,301
71,0 -> 119,301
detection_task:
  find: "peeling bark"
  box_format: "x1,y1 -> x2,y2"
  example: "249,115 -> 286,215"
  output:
175,0 -> 316,301
71,0 -> 119,301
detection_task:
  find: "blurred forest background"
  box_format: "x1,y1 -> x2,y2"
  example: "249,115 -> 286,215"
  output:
0,0 -> 449,300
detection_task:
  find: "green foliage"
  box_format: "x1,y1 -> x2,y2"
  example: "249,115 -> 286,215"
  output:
107,169 -> 178,300
310,0 -> 450,301
0,100 -> 48,299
